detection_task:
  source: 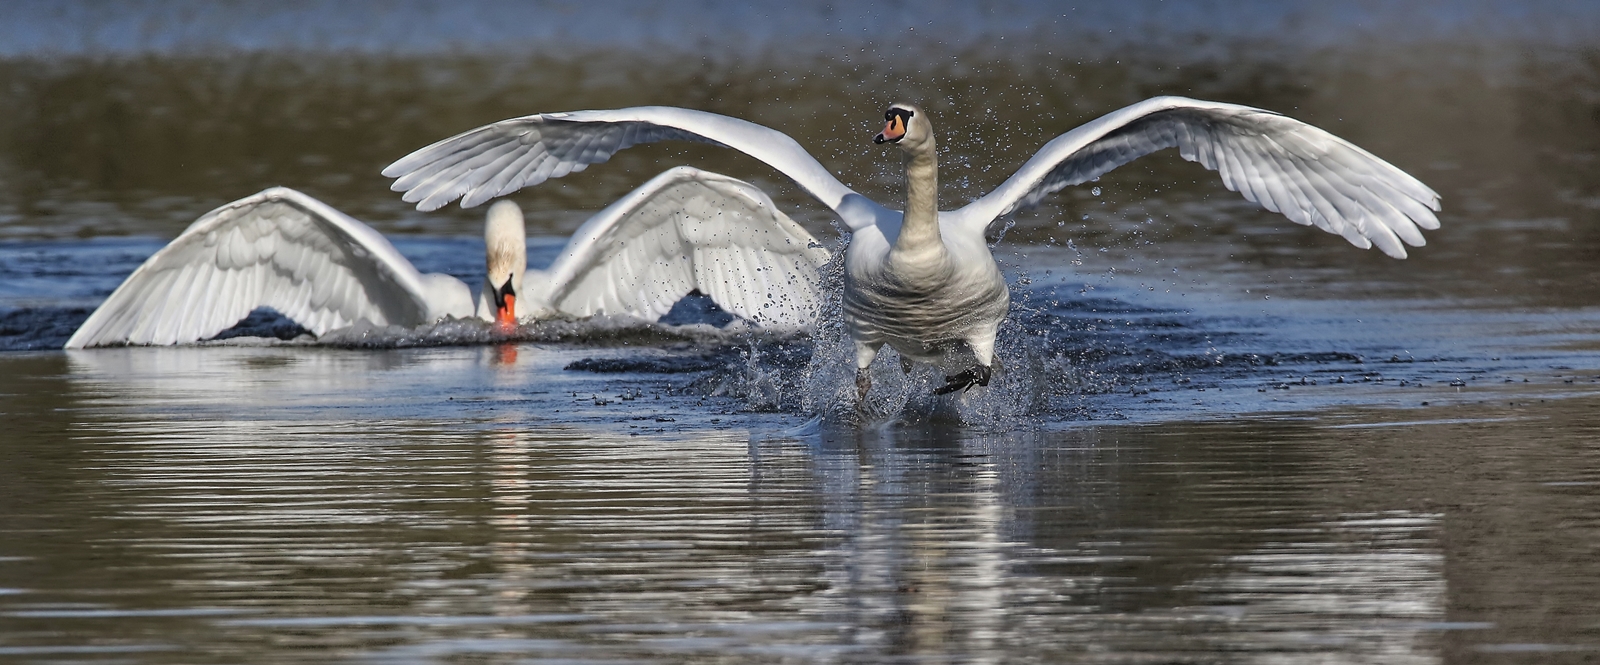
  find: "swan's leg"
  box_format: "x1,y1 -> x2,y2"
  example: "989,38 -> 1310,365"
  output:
969,333 -> 996,368
934,365 -> 992,395
935,332 -> 997,395
854,339 -> 884,402
900,356 -> 913,374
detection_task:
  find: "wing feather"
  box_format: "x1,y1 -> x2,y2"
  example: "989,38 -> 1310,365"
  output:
1252,140 -> 1298,218
159,262 -> 204,343
1261,142 -> 1344,235
486,150 -> 543,201
122,271 -> 170,344
536,167 -> 829,327
460,142 -> 537,209
1226,137 -> 1275,212
958,96 -> 1440,258
64,187 -> 469,349
382,106 -> 880,231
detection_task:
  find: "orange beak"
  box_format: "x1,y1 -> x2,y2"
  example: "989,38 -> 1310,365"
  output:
874,115 -> 905,144
495,293 -> 517,328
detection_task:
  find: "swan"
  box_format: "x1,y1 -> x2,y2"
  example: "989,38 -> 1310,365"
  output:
380,96 -> 1441,397
65,166 -> 829,348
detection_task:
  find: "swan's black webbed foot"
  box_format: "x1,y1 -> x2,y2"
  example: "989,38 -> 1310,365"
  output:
934,364 -> 992,395
856,370 -> 873,402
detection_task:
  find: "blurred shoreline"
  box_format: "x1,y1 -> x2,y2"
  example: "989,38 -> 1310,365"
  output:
0,0 -> 1597,307
4,1 -> 1598,59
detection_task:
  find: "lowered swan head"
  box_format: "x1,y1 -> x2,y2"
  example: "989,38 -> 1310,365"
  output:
483,199 -> 527,327
873,102 -> 933,152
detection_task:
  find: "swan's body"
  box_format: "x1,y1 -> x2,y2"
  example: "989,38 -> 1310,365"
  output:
382,96 -> 1441,397
67,167 -> 828,348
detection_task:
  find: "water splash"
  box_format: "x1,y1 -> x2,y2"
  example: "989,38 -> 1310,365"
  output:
781,247 -> 1073,426
314,315 -> 808,350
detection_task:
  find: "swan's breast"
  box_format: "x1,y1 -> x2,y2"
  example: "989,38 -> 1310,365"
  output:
842,250 -> 1009,359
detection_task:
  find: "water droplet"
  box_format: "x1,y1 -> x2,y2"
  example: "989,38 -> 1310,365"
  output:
1091,187 -> 1102,196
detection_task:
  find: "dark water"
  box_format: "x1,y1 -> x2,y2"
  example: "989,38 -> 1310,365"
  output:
4,1 -> 1600,662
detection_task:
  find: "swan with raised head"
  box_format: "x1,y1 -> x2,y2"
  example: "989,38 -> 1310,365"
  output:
66,166 -> 828,348
380,96 -> 1441,398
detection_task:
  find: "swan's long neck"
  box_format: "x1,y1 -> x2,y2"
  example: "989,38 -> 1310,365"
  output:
484,200 -> 528,316
892,138 -> 942,257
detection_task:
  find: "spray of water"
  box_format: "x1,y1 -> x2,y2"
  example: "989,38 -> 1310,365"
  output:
782,245 -> 1079,427
165,246 -> 1094,426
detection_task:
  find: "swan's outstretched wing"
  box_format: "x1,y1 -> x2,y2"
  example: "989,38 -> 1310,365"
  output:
64,187 -> 473,349
382,106 -> 882,230
959,96 -> 1441,258
536,166 -> 831,326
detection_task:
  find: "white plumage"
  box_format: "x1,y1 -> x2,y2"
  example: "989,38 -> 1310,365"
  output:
517,166 -> 830,326
66,187 -> 471,349
67,167 -> 829,348
382,96 -> 1442,397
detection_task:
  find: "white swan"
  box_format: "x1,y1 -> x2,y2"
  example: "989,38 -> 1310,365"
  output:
66,166 -> 829,348
380,96 -> 1441,397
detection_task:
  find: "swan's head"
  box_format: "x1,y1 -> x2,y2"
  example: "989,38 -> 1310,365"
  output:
484,199 -> 527,328
873,103 -> 931,151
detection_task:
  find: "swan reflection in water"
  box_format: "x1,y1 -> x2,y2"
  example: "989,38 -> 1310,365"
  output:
56,350 -> 1445,661
773,422 -> 1446,662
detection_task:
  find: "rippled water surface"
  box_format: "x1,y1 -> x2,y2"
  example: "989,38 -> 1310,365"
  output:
4,1 -> 1600,662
